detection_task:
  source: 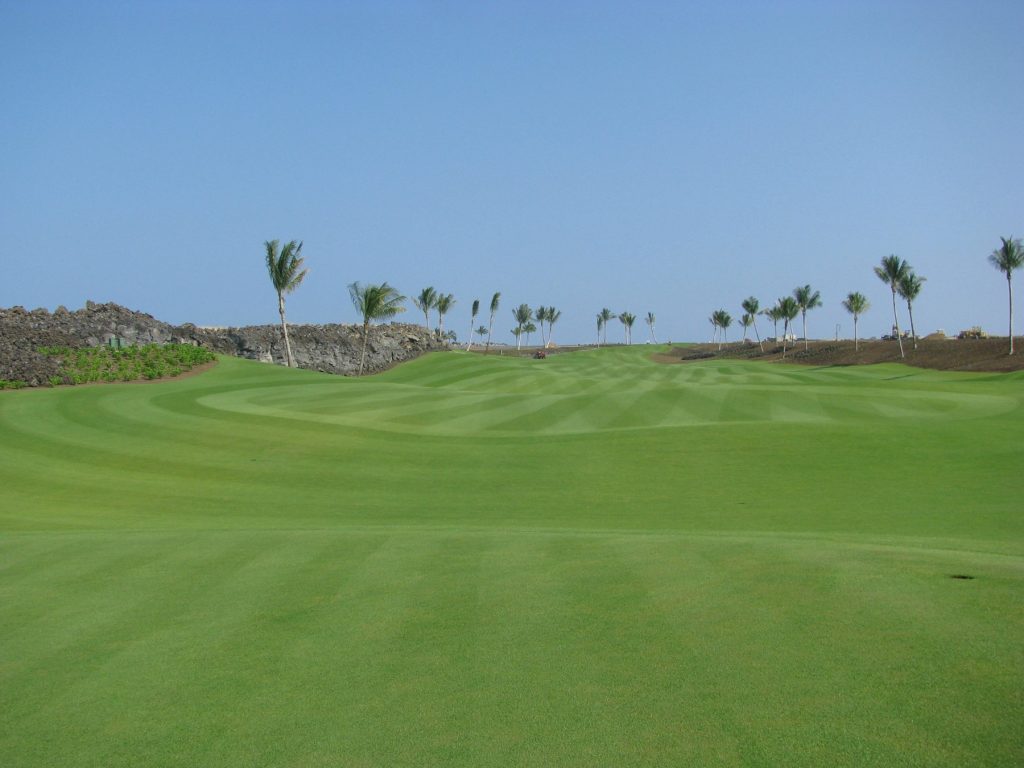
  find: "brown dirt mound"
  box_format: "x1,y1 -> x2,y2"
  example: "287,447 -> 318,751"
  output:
654,337 -> 1024,373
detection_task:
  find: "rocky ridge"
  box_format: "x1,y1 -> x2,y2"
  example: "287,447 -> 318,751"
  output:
0,301 -> 448,386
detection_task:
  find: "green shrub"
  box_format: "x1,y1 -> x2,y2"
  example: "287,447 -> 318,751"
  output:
36,344 -> 215,385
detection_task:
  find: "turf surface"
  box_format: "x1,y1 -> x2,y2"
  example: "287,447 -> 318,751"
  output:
1,348 -> 1022,766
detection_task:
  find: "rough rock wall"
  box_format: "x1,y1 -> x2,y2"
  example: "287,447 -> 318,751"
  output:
184,322 -> 446,376
0,301 -> 448,385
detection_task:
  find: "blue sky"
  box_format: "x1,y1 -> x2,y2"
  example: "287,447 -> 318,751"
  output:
2,0 -> 1022,344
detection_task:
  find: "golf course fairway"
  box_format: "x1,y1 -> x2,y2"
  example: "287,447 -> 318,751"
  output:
1,347 -> 1022,767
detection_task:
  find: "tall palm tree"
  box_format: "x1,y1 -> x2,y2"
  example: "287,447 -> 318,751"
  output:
524,321 -> 537,347
896,272 -> 925,350
763,306 -> 780,341
512,304 -> 532,350
264,239 -> 308,368
874,255 -> 910,359
842,292 -> 870,351
599,308 -> 615,345
714,309 -> 732,349
413,287 -> 438,330
466,299 -> 480,351
535,306 -> 550,345
793,284 -> 822,350
646,311 -> 657,343
776,296 -> 799,359
740,313 -> 753,341
618,312 -> 636,344
741,296 -> 762,351
547,308 -> 562,346
989,236 -> 1024,354
485,292 -> 501,354
435,293 -> 455,339
348,281 -> 406,376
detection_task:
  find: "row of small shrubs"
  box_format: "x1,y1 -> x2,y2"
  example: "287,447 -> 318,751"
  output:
0,379 -> 27,390
37,344 -> 216,386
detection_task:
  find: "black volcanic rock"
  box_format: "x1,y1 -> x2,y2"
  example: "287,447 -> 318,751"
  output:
0,301 -> 449,386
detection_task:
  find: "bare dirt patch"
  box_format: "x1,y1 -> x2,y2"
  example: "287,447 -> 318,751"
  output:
654,337 -> 1024,373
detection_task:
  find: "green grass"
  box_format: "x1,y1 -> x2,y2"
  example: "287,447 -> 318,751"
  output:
1,347 -> 1022,767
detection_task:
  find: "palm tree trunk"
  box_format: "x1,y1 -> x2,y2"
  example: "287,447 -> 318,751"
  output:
802,311 -> 808,350
782,320 -> 789,359
907,300 -> 917,350
278,294 -> 294,368
485,315 -> 495,354
891,288 -> 904,359
1008,275 -> 1014,355
753,322 -> 762,352
466,319 -> 474,351
854,315 -> 859,352
358,321 -> 370,376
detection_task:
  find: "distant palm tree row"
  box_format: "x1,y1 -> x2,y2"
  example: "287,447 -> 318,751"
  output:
265,236 -> 1024,375
591,309 -> 651,346
706,239 -> 1024,359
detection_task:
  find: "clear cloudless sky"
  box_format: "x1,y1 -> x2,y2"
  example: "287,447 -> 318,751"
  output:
2,0 -> 1022,344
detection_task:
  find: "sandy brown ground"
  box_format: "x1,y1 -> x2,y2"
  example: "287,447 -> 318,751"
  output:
653,337 -> 1024,373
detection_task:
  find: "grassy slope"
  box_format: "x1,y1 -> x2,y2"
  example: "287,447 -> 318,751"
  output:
1,348 -> 1022,767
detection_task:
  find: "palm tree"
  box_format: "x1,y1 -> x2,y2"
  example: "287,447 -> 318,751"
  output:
524,321 -> 537,347
535,306 -> 550,345
512,304 -> 532,350
475,325 -> 489,345
646,311 -> 657,343
740,313 -> 753,341
793,284 -> 822,350
714,310 -> 732,349
596,313 -> 604,345
485,292 -> 501,354
763,306 -> 780,341
776,296 -> 799,359
599,308 -> 615,345
466,299 -> 480,351
842,292 -> 870,351
413,287 -> 438,330
896,272 -> 925,350
435,293 -> 455,340
548,308 -> 562,346
741,297 -> 762,351
348,281 -> 406,376
619,312 -> 636,344
989,237 -> 1024,354
874,255 -> 910,359
264,239 -> 308,368
511,327 -> 522,347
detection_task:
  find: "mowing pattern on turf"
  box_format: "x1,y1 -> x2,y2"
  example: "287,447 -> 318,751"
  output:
1,349 -> 1022,767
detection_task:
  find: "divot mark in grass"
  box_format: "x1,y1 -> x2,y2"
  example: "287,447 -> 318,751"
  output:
949,574 -> 975,580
